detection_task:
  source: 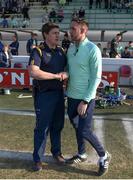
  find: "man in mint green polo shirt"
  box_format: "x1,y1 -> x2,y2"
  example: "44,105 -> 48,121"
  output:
66,18 -> 111,176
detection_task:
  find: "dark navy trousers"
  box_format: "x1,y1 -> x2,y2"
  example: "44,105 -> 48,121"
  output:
67,98 -> 105,157
33,90 -> 64,163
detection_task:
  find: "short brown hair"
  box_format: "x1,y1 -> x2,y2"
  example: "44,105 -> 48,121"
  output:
42,22 -> 59,39
71,18 -> 89,28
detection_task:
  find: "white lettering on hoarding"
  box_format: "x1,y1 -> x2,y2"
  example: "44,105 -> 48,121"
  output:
3,71 -> 8,75
30,77 -> 33,86
0,74 -> 3,83
12,72 -> 25,85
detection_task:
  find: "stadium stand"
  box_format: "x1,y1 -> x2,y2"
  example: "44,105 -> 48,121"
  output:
27,0 -> 133,30
0,0 -> 133,55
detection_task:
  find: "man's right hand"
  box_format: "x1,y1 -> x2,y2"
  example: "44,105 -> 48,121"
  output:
55,72 -> 69,82
59,72 -> 69,81
55,73 -> 63,81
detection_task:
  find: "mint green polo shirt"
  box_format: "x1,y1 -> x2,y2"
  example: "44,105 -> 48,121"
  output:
67,38 -> 102,103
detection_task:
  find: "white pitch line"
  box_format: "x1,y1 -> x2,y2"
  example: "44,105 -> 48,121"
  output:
18,94 -> 32,98
85,116 -> 105,163
122,118 -> 133,152
94,116 -> 105,146
121,117 -> 133,121
0,149 -> 97,165
0,149 -> 58,163
0,109 -> 35,116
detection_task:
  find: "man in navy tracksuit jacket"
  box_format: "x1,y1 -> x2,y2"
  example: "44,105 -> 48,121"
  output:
28,22 -> 68,171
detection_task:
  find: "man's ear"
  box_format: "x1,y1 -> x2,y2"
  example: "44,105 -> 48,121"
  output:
44,32 -> 47,39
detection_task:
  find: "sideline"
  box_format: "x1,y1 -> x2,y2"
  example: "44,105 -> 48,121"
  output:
122,118 -> 133,152
0,149 -> 97,165
0,109 -> 35,116
0,109 -> 133,121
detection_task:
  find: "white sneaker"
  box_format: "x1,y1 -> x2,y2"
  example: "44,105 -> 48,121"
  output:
98,151 -> 111,176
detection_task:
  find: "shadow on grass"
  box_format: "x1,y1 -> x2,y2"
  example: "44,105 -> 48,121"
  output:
0,159 -> 98,177
43,163 -> 98,177
0,149 -> 98,177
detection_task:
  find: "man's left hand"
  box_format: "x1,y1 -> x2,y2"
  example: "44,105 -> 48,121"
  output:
77,101 -> 88,116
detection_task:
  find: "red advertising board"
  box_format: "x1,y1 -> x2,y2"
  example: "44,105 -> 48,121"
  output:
0,68 -> 118,89
0,68 -> 32,88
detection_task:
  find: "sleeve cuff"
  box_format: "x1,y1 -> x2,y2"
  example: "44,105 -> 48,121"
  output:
82,100 -> 89,105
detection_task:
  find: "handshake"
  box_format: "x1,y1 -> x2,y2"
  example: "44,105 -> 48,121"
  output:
55,72 -> 69,81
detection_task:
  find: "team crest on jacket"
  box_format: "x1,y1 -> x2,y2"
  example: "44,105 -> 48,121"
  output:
46,53 -> 51,57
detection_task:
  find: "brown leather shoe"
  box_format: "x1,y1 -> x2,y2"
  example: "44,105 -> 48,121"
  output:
33,162 -> 43,171
53,154 -> 66,164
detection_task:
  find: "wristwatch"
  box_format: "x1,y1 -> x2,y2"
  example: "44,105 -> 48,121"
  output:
82,100 -> 89,105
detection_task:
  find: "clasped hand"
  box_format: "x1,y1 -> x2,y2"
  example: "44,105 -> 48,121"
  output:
56,72 -> 69,81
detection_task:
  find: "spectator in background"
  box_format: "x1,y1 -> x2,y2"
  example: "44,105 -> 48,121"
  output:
121,46 -> 131,58
42,8 -> 49,23
116,1 -> 122,12
111,1 -> 117,13
110,33 -> 122,58
18,0 -> 24,13
57,6 -> 64,22
104,0 -> 109,9
102,47 -> 110,58
72,8 -> 79,19
1,0 -> 6,14
62,32 -> 71,53
22,2 -> 30,20
78,7 -> 85,19
89,0 -> 94,9
0,33 -> 4,52
66,0 -> 70,5
124,0 -> 130,13
106,41 -> 111,55
96,0 -> 102,8
12,0 -> 18,13
1,17 -> 8,28
9,34 -> 19,55
21,1 -> 30,28
128,41 -> 133,57
107,0 -> 112,12
10,15 -> 19,28
97,43 -> 102,52
22,18 -> 30,28
0,44 -> 12,68
49,8 -> 57,23
26,32 -> 38,55
0,44 -> 13,94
